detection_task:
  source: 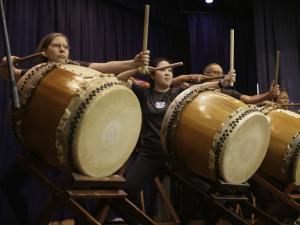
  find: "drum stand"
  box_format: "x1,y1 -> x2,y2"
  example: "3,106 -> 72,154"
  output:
117,155 -> 180,225
252,173 -> 300,222
168,165 -> 281,225
15,155 -> 157,225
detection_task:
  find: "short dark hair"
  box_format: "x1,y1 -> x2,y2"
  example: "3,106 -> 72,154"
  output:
203,63 -> 220,74
151,57 -> 172,68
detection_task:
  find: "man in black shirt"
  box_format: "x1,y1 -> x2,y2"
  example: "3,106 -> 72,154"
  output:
203,63 -> 280,103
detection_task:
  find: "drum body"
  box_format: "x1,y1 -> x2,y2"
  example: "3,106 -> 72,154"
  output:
15,63 -> 142,177
260,107 -> 300,185
161,87 -> 270,184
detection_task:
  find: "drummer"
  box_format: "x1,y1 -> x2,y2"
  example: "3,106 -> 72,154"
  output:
111,58 -> 235,224
0,32 -> 150,81
0,32 -> 150,225
201,63 -> 280,104
262,89 -> 289,109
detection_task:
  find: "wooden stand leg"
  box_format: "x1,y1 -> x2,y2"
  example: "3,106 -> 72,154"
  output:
15,155 -> 157,225
154,177 -> 180,225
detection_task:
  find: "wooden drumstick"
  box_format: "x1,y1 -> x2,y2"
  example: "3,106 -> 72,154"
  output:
14,52 -> 45,63
150,62 -> 183,71
229,29 -> 234,86
139,5 -> 150,74
280,103 -> 300,107
143,5 -> 150,53
274,50 -> 280,85
202,75 -> 225,82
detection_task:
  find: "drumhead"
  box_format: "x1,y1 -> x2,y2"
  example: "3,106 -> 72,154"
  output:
161,87 -> 270,184
53,64 -> 142,177
261,108 -> 300,184
73,85 -> 142,177
216,110 -> 270,184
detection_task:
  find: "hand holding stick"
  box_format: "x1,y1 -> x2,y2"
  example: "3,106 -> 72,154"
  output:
201,75 -> 225,82
1,52 -> 46,66
14,52 -> 45,64
149,62 -> 183,72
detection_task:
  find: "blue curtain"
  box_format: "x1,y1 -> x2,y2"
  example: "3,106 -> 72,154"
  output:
254,0 -> 300,102
188,11 -> 258,94
0,0 -> 185,223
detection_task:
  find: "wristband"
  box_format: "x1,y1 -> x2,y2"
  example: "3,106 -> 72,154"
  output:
218,80 -> 224,88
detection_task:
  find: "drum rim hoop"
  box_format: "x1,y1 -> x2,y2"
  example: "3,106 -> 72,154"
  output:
261,106 -> 300,183
160,87 -> 216,153
56,80 -> 125,173
282,131 -> 300,182
212,105 -> 266,183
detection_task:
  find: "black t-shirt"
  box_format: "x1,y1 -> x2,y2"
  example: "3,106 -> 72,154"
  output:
221,88 -> 242,100
132,84 -> 184,157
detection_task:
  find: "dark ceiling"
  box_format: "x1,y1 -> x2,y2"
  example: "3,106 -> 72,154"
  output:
107,0 -> 254,14
178,0 -> 254,13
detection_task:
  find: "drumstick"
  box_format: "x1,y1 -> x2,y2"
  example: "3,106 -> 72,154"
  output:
280,103 -> 300,107
150,62 -> 183,71
142,5 -> 150,53
201,75 -> 225,82
229,29 -> 234,86
14,52 -> 45,63
274,50 -> 280,85
139,5 -> 150,74
256,83 -> 260,94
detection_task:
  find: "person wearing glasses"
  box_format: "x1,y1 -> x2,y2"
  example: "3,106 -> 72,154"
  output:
202,63 -> 280,104
261,89 -> 290,109
0,32 -> 149,225
0,32 -> 149,80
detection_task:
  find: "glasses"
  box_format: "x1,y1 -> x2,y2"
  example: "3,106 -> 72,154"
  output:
278,97 -> 289,100
206,71 -> 224,76
49,43 -> 70,50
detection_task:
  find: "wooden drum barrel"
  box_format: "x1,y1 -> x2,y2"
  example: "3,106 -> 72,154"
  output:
161,87 -> 270,184
15,62 -> 142,177
259,107 -> 300,185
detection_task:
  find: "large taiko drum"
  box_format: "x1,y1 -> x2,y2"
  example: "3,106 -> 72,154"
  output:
15,62 -> 142,177
259,107 -> 300,185
161,87 -> 270,184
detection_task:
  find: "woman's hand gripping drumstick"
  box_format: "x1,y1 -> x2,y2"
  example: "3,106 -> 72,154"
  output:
117,62 -> 183,88
1,52 -> 45,80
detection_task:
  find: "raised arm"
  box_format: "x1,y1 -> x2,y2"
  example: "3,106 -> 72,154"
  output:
116,68 -> 139,89
193,73 -> 235,89
240,82 -> 280,104
89,50 -> 150,74
172,74 -> 208,87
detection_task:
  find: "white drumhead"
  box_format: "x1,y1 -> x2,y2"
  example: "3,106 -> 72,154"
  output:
73,85 -> 142,177
218,111 -> 270,184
